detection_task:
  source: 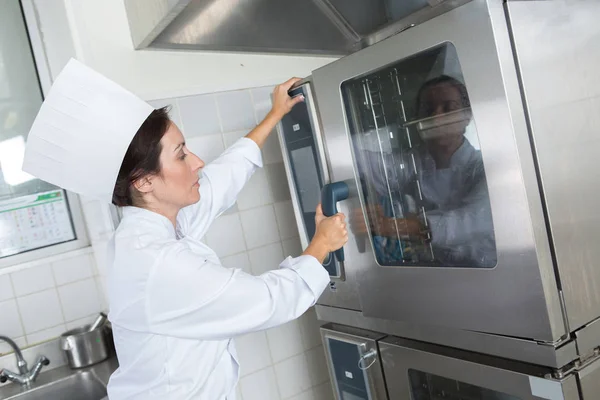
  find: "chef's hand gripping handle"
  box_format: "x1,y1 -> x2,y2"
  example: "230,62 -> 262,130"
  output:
321,182 -> 349,262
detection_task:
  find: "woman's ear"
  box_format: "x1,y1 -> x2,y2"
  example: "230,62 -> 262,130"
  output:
133,176 -> 153,194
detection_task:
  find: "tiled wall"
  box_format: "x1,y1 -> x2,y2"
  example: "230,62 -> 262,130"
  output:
146,87 -> 334,400
0,251 -> 104,354
0,86 -> 334,400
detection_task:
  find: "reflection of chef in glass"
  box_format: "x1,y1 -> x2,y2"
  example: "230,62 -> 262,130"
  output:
353,75 -> 496,267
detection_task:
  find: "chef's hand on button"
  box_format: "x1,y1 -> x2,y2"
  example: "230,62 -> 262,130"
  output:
270,77 -> 305,118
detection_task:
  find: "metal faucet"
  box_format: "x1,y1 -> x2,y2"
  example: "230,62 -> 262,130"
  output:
0,336 -> 49,386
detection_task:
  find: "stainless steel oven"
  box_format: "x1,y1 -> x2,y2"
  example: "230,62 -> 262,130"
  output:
311,0 -> 568,342
377,335 -> 585,400
277,0 -> 600,397
321,324 -> 388,400
321,323 -> 600,400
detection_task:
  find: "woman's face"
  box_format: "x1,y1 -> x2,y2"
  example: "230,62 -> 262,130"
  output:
418,82 -> 469,153
145,122 -> 205,210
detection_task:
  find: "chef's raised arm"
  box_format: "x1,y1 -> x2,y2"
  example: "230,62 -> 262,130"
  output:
178,137 -> 263,238
146,243 -> 329,340
179,78 -> 304,239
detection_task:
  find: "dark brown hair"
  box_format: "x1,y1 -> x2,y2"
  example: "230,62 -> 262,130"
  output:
112,107 -> 171,207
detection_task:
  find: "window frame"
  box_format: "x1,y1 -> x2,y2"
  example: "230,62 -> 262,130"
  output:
0,0 -> 90,269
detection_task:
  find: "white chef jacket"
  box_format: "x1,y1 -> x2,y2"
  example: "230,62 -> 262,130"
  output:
105,138 -> 330,400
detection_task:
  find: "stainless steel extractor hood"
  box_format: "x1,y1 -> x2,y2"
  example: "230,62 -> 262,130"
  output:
125,0 -> 471,56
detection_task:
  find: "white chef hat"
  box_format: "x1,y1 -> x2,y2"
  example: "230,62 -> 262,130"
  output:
426,44 -> 465,84
22,58 -> 154,203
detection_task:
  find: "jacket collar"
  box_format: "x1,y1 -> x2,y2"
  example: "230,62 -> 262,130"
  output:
121,206 -> 177,239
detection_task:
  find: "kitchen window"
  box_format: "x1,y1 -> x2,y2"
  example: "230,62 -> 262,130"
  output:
0,0 -> 88,268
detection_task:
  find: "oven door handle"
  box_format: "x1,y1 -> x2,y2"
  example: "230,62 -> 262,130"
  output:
321,181 -> 349,262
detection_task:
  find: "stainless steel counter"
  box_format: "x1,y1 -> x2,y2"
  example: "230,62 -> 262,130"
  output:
0,356 -> 118,399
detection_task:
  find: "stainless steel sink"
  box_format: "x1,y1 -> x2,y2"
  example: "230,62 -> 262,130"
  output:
0,365 -> 110,400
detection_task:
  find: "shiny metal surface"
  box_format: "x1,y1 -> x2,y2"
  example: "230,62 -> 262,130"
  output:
0,338 -> 67,377
124,0 -> 192,49
321,324 -> 388,400
132,0 -> 470,55
379,336 -> 580,400
578,356 -> 600,400
0,357 -> 118,400
151,0 -> 353,55
0,336 -> 28,375
575,317 -> 600,358
360,0 -> 472,48
315,305 -> 578,369
0,336 -> 50,386
60,326 -> 108,369
507,0 -> 600,334
311,0 -> 564,342
277,80 -> 362,311
277,82 -> 330,253
2,372 -> 106,400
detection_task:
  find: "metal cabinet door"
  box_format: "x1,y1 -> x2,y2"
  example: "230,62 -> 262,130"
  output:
321,324 -> 388,400
379,336 -> 580,400
276,81 -> 362,310
311,0 -> 564,342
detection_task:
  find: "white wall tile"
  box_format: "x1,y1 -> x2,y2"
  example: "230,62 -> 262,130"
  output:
58,279 -> 102,322
0,336 -> 26,357
274,353 -> 313,399
251,86 -> 274,123
26,324 -> 66,345
282,237 -> 303,258
217,90 -> 256,132
187,134 -> 225,164
265,163 -> 292,203
222,203 -> 239,216
82,200 -> 114,241
52,254 -> 94,286
267,320 -> 305,364
306,346 -> 329,386
274,201 -> 299,240
237,169 -> 274,211
288,389 -> 315,400
91,239 -> 110,276
240,205 -> 280,249
147,98 -> 183,129
178,93 -> 221,137
205,214 -> 247,257
299,308 -> 323,350
236,331 -> 272,376
221,252 -> 252,274
262,132 -> 283,165
248,243 -> 284,276
95,275 -> 109,311
313,382 -> 334,400
223,130 -> 247,148
65,314 -> 98,331
240,367 -> 281,400
17,289 -> 63,334
0,274 -> 14,301
0,299 -> 24,338
11,264 -> 54,297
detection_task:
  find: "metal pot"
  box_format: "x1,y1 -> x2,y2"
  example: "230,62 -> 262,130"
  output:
60,325 -> 108,369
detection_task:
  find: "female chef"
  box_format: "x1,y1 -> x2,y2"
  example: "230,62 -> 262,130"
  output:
23,59 -> 347,399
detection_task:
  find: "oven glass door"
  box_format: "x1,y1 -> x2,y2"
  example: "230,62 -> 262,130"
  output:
379,337 -> 578,400
342,42 -> 495,269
